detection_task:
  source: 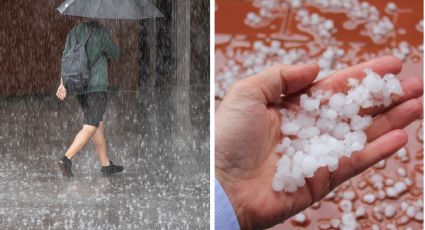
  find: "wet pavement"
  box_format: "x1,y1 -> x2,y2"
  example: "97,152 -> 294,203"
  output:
0,91 -> 209,229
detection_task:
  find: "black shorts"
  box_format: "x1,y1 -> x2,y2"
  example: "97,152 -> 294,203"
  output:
76,92 -> 107,127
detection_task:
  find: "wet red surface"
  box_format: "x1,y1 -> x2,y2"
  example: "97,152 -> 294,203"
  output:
215,0 -> 423,229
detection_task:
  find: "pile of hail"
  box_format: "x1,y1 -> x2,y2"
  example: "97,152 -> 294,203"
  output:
273,69 -> 404,192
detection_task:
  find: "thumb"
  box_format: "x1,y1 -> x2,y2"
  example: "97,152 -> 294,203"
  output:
228,63 -> 320,105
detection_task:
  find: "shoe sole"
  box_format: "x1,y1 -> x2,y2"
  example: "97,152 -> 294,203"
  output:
58,161 -> 73,177
101,168 -> 124,177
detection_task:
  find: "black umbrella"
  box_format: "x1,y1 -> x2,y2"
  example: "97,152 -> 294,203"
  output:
57,0 -> 164,19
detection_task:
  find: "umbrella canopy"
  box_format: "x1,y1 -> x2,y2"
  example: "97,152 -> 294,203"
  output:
57,0 -> 164,19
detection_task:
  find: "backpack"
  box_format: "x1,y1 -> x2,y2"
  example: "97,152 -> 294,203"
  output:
61,27 -> 94,94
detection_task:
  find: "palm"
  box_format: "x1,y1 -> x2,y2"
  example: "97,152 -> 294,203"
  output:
217,89 -> 339,229
216,57 -> 423,230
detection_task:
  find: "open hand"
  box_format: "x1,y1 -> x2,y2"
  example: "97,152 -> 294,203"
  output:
215,56 -> 423,230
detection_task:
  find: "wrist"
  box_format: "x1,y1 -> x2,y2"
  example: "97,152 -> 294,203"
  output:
216,167 -> 252,230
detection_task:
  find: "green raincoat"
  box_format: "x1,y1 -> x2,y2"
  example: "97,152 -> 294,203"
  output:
62,22 -> 120,95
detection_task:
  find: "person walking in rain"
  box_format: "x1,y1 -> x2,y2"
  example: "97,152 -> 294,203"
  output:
56,20 -> 124,177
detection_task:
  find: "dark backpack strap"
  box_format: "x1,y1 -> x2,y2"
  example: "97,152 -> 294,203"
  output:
70,27 -> 77,46
71,26 -> 101,69
74,28 -> 93,50
81,28 -> 93,45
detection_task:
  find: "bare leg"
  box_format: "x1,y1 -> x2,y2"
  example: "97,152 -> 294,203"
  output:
64,125 -> 97,159
92,121 -> 110,166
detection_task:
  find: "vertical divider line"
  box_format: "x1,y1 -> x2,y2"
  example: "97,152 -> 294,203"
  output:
210,0 -> 215,229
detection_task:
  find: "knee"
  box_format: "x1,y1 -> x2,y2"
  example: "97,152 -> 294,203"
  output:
82,125 -> 97,136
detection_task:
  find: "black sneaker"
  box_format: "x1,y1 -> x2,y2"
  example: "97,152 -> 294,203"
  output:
101,161 -> 124,176
58,156 -> 73,177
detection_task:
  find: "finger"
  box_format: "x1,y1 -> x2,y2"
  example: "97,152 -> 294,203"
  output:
314,56 -> 402,93
360,77 -> 423,116
230,63 -> 320,104
305,167 -> 331,202
330,129 -> 407,188
365,98 -> 423,141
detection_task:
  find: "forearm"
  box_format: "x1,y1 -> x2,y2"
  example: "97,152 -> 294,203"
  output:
60,76 -> 63,86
